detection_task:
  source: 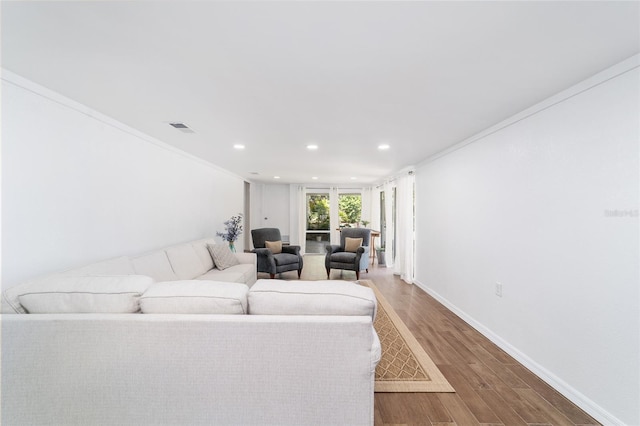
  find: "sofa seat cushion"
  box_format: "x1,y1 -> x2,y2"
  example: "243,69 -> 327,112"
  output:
273,253 -> 299,266
196,263 -> 256,285
140,281 -> 248,314
330,252 -> 357,263
248,279 -> 377,319
9,275 -> 153,314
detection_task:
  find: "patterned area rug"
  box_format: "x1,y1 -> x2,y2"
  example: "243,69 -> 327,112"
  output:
359,280 -> 455,393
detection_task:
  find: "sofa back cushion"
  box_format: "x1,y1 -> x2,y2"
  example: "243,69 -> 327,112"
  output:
165,243 -> 208,280
59,256 -> 136,276
10,275 -> 153,314
140,281 -> 248,314
191,238 -> 216,270
248,280 -> 377,319
131,251 -> 178,282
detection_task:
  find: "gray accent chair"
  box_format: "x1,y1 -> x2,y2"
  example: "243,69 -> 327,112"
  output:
251,228 -> 303,279
325,228 -> 371,280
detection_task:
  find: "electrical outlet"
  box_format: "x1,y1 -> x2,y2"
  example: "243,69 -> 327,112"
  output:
495,282 -> 503,297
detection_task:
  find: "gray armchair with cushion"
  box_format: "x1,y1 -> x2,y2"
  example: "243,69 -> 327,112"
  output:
251,228 -> 303,279
325,228 -> 371,280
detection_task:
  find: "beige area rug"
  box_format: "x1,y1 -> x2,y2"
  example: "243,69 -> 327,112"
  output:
358,280 -> 455,393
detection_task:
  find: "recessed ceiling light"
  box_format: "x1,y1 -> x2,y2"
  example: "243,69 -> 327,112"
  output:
273,176 -> 280,179
307,144 -> 319,150
233,144 -> 245,150
350,177 -> 357,180
311,176 -> 318,180
378,144 -> 390,150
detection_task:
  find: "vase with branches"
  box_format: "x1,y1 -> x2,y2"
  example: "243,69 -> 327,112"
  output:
216,213 -> 243,252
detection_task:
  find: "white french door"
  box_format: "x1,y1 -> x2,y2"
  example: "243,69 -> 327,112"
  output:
304,188 -> 365,253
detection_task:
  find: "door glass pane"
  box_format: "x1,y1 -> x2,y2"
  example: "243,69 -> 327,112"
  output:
338,193 -> 362,228
306,193 -> 330,253
307,194 -> 330,230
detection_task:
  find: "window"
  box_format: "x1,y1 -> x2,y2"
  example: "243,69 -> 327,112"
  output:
338,193 -> 362,228
379,188 -> 396,258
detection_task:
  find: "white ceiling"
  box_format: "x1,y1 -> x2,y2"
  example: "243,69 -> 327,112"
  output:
2,1 -> 639,185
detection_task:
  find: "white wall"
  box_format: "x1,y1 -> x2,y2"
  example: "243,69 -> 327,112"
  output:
415,57 -> 639,425
2,72 -> 245,288
249,183 -> 290,247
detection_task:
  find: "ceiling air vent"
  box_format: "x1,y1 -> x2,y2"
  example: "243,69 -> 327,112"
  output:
169,122 -> 195,133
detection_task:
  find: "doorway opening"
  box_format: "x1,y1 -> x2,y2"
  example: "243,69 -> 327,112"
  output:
306,192 -> 330,253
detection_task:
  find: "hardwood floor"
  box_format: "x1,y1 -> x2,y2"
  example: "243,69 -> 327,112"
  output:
294,255 -> 601,426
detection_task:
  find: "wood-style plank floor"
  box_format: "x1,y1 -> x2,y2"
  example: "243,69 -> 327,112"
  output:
280,255 -> 601,426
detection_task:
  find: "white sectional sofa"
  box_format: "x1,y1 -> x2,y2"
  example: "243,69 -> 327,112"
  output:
2,237 -> 256,315
1,238 -> 381,425
84,237 -> 256,286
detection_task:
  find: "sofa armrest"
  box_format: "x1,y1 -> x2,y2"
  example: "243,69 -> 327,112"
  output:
353,247 -> 365,266
325,244 -> 341,254
251,248 -> 272,258
234,252 -> 257,266
281,245 -> 301,255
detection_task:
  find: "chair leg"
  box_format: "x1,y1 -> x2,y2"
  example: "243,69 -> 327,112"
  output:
270,273 -> 275,279
298,269 -> 302,278
326,267 -> 330,278
366,268 -> 369,273
356,270 -> 360,280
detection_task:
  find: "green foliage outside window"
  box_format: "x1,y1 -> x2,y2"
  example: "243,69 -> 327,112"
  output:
307,195 -> 330,230
339,194 -> 361,227
307,193 -> 362,230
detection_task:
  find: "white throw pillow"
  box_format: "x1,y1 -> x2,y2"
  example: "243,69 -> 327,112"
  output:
248,279 -> 377,319
15,275 -> 154,314
140,280 -> 248,314
207,244 -> 239,270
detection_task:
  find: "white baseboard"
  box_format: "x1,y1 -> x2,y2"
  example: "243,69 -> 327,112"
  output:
413,279 -> 625,426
